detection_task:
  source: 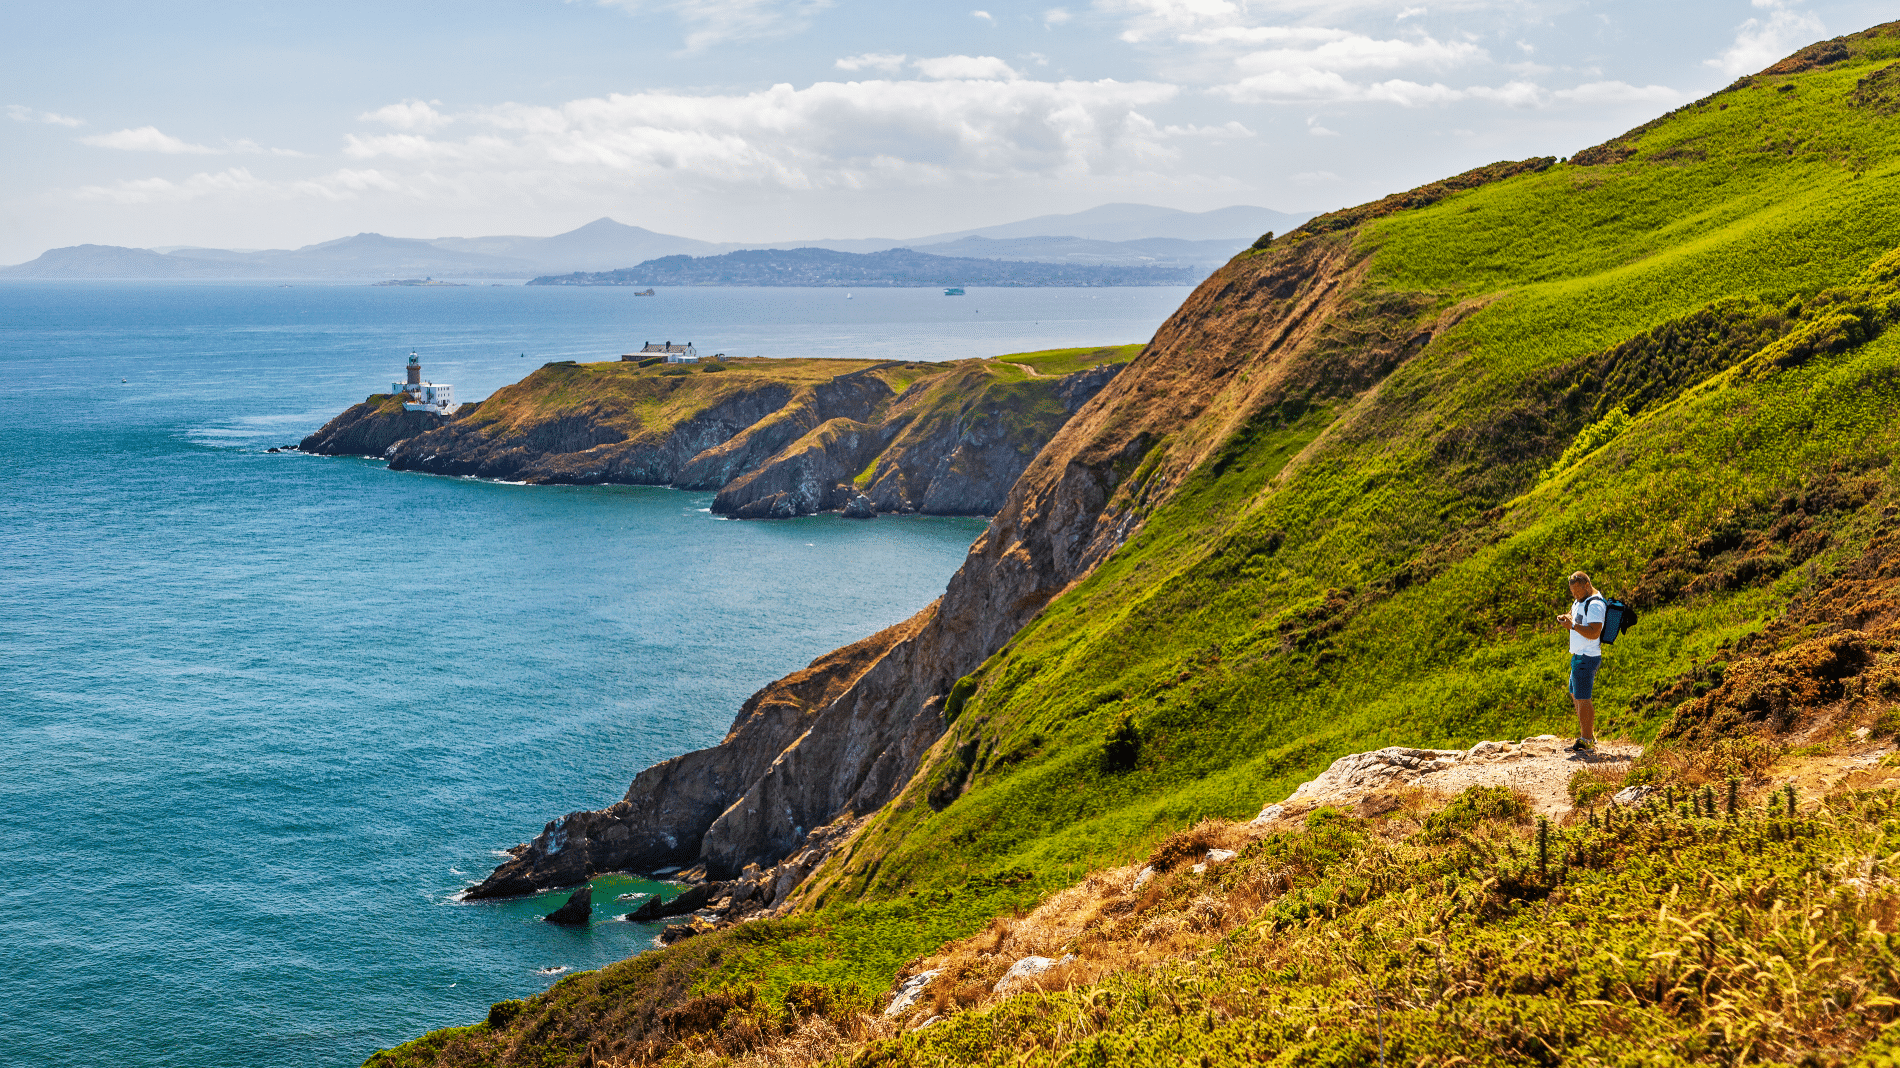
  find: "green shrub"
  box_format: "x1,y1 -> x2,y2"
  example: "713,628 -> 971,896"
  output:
1102,711 -> 1141,771
485,1000 -> 525,1029
943,675 -> 980,724
1417,785 -> 1531,842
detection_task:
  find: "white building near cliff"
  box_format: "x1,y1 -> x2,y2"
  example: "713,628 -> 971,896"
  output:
639,341 -> 698,363
389,351 -> 455,415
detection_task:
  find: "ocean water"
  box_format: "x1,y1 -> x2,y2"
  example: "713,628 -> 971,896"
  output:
0,282 -> 1193,1068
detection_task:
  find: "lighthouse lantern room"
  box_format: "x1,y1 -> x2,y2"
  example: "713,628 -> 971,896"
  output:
390,351 -> 455,416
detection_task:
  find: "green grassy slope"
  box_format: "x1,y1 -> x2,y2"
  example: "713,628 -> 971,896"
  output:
365,26 -> 1900,1067
820,25 -> 1900,900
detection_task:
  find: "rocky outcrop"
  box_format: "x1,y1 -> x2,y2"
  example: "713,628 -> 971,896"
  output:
712,418 -> 889,517
711,360 -> 1126,519
542,884 -> 592,925
300,358 -> 1127,523
383,380 -> 794,483
1248,736 -> 1642,824
298,396 -> 469,456
674,369 -> 894,489
467,615 -> 930,896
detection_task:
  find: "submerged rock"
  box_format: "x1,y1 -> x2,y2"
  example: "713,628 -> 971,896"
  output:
542,884 -> 592,925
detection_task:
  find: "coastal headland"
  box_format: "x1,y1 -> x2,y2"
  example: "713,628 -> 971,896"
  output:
301,347 -> 1136,519
371,24 -> 1900,1068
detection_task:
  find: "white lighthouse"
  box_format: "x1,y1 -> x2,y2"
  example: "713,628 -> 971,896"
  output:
390,351 -> 455,416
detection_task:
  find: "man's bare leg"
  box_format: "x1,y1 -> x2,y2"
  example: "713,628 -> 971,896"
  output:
1574,697 -> 1595,742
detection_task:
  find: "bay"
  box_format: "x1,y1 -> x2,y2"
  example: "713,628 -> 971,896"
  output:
0,282 -> 1191,1068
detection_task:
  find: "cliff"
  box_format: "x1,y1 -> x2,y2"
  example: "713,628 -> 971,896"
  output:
299,350 -> 1134,521
376,21 -> 1900,1068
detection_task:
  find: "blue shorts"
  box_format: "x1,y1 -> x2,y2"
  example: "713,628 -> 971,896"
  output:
1569,654 -> 1602,700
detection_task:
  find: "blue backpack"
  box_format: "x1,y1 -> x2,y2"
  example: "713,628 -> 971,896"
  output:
1589,594 -> 1639,645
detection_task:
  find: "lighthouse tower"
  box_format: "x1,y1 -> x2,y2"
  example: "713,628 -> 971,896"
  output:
390,350 -> 455,416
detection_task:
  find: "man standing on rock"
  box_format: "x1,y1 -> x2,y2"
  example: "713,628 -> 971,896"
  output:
1559,571 -> 1605,753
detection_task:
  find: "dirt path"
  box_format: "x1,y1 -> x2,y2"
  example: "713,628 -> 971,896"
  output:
995,360 -> 1044,377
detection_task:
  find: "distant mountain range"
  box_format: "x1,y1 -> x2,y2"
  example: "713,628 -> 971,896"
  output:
0,204 -> 1315,282
526,247 -> 1208,288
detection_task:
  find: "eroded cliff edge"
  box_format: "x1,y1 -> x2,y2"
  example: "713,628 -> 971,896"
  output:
465,192 -> 1499,896
299,350 -> 1131,519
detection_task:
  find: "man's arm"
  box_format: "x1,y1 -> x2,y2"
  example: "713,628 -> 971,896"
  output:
1572,598 -> 1605,639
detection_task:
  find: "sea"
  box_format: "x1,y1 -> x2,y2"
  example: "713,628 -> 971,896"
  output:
0,281 -> 1194,1068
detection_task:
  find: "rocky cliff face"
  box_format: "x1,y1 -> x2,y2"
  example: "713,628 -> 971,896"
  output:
299,357 -> 1125,523
711,361 -> 1124,520
299,395 -> 473,456
466,227 -> 1445,895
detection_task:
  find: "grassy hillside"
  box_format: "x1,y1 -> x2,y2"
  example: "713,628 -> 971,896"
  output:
366,24 -> 1900,1067
821,24 -> 1900,901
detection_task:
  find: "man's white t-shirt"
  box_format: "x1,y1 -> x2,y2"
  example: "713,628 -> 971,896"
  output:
1570,596 -> 1606,656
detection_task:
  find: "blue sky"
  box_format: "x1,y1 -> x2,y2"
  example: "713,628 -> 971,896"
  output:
1,0 -> 1888,261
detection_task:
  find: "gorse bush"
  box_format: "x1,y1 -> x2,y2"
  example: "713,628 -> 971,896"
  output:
857,785 -> 1900,1067
1541,406 -> 1630,481
1416,785 -> 1533,844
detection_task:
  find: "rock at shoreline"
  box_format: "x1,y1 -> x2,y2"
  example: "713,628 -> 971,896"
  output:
542,884 -> 592,925
619,882 -> 714,922
842,493 -> 876,518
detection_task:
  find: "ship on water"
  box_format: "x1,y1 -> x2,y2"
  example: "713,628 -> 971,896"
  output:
943,287 -> 965,296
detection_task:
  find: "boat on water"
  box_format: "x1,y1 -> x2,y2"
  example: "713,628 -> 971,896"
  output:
944,287 -> 965,296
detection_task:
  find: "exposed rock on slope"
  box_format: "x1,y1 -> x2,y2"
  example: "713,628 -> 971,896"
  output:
1250,737 -> 1641,823
300,353 -> 1129,520
299,394 -> 475,456
712,359 -> 1123,519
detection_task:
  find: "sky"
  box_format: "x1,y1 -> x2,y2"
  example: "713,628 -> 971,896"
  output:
1,0 -> 1890,262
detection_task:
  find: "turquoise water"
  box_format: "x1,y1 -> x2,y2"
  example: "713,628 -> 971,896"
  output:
0,282 -> 1190,1067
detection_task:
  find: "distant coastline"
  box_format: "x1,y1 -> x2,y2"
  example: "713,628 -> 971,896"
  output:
527,247 -> 1209,288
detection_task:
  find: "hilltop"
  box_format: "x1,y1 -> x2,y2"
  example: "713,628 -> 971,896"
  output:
301,347 -> 1138,519
365,22 -> 1900,1067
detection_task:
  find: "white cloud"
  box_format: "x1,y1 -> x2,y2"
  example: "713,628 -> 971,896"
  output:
1290,169 -> 1339,182
1306,115 -> 1338,136
913,54 -> 1021,80
74,167 -> 267,203
836,52 -> 908,72
327,76 -> 1186,203
77,125 -> 305,156
1706,5 -> 1825,77
359,100 -> 451,131
1045,7 -> 1072,25
973,9 -> 996,23
80,126 -> 220,154
8,105 -> 84,127
1105,0 -> 1242,43
592,0 -> 833,50
1228,33 -> 1485,73
73,166 -> 410,204
1396,6 -> 1426,19
1553,81 -> 1682,106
